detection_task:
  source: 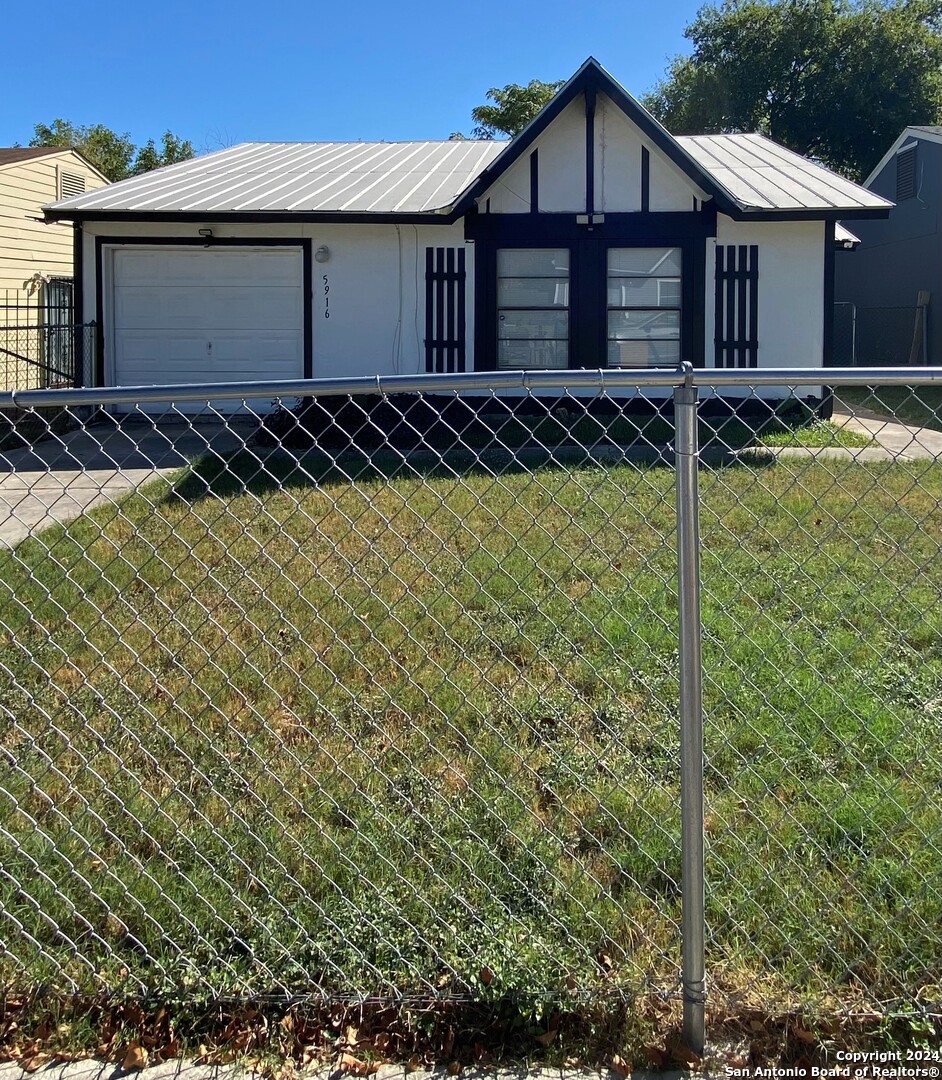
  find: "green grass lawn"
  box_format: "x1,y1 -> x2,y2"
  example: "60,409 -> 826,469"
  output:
284,400 -> 873,454
0,450 -> 938,1017
756,418 -> 872,448
838,384 -> 942,433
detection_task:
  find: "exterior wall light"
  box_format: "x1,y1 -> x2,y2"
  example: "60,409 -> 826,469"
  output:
315,245 -> 331,263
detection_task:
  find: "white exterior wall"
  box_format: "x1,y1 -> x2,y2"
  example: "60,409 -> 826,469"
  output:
595,94 -> 701,213
481,92 -> 704,215
81,219 -> 471,387
706,216 -> 827,397
708,216 -> 826,368
483,97 -> 587,214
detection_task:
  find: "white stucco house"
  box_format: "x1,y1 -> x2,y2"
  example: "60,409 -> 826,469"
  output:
44,58 -> 890,404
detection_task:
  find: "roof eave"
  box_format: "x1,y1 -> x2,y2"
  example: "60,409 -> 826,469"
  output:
43,207 -> 466,225
45,202 -> 891,227
726,205 -> 891,222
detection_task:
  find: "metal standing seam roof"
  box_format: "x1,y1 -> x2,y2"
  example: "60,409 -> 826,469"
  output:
676,133 -> 891,212
44,131 -> 890,217
45,140 -> 506,215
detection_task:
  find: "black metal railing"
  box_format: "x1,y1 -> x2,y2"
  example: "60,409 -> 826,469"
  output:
0,322 -> 93,391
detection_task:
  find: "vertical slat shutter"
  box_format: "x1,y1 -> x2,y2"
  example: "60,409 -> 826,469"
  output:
714,244 -> 758,368
425,247 -> 466,373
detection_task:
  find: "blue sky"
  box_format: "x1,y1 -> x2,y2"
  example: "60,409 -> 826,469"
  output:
0,0 -> 704,152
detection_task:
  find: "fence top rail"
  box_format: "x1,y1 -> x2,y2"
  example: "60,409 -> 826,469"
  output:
1,365 -> 941,409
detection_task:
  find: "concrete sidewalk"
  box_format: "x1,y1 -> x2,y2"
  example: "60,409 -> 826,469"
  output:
831,406 -> 942,459
0,419 -> 254,548
0,1063 -> 682,1080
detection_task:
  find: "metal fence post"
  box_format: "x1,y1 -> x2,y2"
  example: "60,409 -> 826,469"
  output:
674,368 -> 706,1055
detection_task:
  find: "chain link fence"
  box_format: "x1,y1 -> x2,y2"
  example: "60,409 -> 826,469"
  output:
0,323 -> 93,392
0,368 -> 939,1056
834,303 -> 928,367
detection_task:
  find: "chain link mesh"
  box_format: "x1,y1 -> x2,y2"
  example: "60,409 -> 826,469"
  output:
0,374 -> 939,1033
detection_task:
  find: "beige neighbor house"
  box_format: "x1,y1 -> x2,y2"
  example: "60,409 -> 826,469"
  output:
0,146 -> 108,389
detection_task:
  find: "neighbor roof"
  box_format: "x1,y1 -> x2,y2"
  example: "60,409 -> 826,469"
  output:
0,145 -> 110,184
44,58 -> 890,221
865,124 -> 942,187
0,146 -> 73,167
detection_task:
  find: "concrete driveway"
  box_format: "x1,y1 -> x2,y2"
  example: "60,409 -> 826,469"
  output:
831,402 -> 942,459
0,418 -> 256,548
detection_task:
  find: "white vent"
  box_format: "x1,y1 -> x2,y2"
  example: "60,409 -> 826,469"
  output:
59,171 -> 86,199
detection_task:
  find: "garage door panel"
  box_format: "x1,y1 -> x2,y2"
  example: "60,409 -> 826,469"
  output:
114,248 -> 302,287
114,285 -> 302,331
115,331 -> 302,385
207,331 -> 303,364
112,246 -> 305,411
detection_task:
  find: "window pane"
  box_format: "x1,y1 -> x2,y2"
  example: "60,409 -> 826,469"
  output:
498,277 -> 570,307
608,340 -> 680,367
608,310 -> 681,339
607,277 -> 681,308
499,339 -> 569,369
498,248 -> 569,277
608,247 -> 681,277
499,310 -> 568,340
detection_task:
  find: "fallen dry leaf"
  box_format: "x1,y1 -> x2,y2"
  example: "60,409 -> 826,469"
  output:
793,1024 -> 816,1044
122,1042 -> 149,1071
479,966 -> 494,986
154,1037 -> 181,1063
610,1054 -> 630,1077
20,1053 -> 51,1074
670,1042 -> 702,1067
335,1052 -> 378,1077
440,1028 -> 455,1059
644,1044 -> 668,1068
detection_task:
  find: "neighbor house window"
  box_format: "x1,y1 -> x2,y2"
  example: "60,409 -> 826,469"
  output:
497,248 -> 569,369
607,247 -> 681,367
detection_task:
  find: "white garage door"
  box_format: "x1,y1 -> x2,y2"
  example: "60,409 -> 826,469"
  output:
112,246 -> 304,411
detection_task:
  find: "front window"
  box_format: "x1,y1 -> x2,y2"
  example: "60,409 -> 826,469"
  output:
497,248 -> 569,369
607,247 -> 681,367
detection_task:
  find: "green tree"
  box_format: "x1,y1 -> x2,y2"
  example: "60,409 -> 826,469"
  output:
30,120 -> 194,181
130,131 -> 196,176
642,0 -> 942,180
451,78 -> 565,140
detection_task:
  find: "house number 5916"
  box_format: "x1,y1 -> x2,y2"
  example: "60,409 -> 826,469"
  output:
323,274 -> 330,318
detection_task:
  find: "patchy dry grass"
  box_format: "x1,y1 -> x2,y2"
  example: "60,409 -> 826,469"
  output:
0,449 -> 939,1037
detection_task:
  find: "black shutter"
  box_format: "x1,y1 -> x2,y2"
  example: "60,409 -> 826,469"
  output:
714,244 -> 758,368
425,247 -> 466,373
